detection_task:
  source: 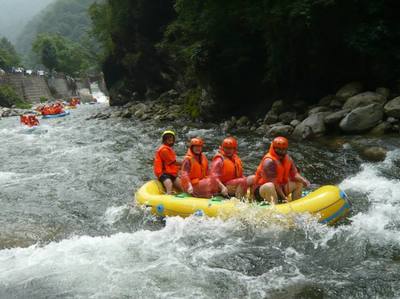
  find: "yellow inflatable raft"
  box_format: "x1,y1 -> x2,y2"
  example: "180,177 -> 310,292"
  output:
135,180 -> 351,225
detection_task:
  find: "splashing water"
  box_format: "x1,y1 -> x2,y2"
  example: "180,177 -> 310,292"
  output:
1,100 -> 400,298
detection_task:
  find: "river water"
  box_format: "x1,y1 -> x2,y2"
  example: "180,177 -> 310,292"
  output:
0,100 -> 399,298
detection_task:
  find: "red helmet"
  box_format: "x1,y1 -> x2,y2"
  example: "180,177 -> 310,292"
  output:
222,137 -> 236,149
272,136 -> 289,150
190,137 -> 204,147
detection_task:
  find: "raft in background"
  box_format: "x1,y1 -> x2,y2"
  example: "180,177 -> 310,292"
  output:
42,111 -> 70,119
135,180 -> 351,225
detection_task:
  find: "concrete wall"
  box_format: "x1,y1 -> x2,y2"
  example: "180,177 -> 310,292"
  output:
0,73 -> 52,102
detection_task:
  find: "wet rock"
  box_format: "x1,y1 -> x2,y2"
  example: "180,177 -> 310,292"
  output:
292,112 -> 328,139
278,111 -> 297,124
384,96 -> 400,118
121,110 -> 132,118
387,117 -> 399,124
329,98 -> 344,108
270,100 -> 285,113
256,124 -> 270,134
360,146 -> 387,162
318,95 -> 335,106
369,122 -> 391,135
339,104 -> 384,132
343,91 -> 386,110
267,124 -> 293,137
324,109 -> 350,125
308,106 -> 331,115
145,89 -> 158,101
86,112 -> 111,120
336,81 -> 363,98
264,111 -> 279,124
237,116 -> 250,127
376,87 -> 390,100
290,120 -> 301,127
157,89 -> 179,102
292,100 -> 308,111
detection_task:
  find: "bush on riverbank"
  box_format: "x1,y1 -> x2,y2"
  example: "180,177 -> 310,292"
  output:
0,85 -> 31,109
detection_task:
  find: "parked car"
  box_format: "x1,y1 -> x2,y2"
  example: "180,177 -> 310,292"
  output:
26,69 -> 33,75
37,70 -> 45,76
0,68 -> 5,75
15,67 -> 24,73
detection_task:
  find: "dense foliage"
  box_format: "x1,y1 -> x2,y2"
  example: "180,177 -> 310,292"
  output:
91,0 -> 400,117
0,37 -> 20,70
32,33 -> 93,76
0,85 -> 22,107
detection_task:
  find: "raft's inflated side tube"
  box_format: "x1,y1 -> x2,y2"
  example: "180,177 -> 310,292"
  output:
42,111 -> 70,119
65,106 -> 77,110
135,180 -> 351,225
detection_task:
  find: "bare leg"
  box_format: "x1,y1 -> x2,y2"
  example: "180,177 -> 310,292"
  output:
163,179 -> 173,194
259,182 -> 278,204
173,177 -> 182,192
286,181 -> 303,201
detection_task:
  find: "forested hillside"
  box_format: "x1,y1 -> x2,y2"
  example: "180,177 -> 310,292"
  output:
16,0 -> 98,57
90,0 -> 400,118
0,0 -> 54,43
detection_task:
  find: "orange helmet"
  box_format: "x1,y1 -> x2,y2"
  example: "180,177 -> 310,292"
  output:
272,136 -> 289,150
222,137 -> 236,149
190,137 -> 204,147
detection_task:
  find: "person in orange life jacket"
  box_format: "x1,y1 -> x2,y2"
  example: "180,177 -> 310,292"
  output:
210,137 -> 255,198
254,136 -> 310,204
180,138 -> 219,198
153,130 -> 182,194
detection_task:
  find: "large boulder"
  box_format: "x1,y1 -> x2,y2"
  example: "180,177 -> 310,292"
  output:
278,111 -> 297,124
343,91 -> 386,110
336,82 -> 363,98
308,106 -> 331,115
375,87 -> 390,100
339,104 -> 384,132
267,124 -> 293,137
270,100 -> 286,113
324,109 -> 350,125
292,112 -> 328,139
369,122 -> 391,135
384,96 -> 400,118
264,111 -> 279,124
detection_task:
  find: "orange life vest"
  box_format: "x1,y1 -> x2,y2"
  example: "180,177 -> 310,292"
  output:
153,144 -> 179,178
183,149 -> 208,185
213,151 -> 243,183
255,145 -> 294,187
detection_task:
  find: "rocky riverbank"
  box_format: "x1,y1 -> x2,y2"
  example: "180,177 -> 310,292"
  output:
93,82 -> 400,140
0,107 -> 35,118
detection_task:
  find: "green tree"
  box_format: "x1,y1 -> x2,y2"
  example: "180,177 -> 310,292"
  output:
32,33 -> 94,75
0,37 -> 20,70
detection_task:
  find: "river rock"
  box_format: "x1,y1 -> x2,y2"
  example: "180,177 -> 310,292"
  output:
290,120 -> 301,127
339,104 -> 384,132
360,146 -> 387,162
387,117 -> 399,124
292,100 -> 308,111
270,100 -> 285,113
329,98 -> 344,108
324,109 -> 350,125
157,89 -> 179,102
121,110 -> 132,118
336,81 -> 363,98
256,124 -> 270,134
376,87 -> 390,100
292,112 -> 328,139
318,95 -> 335,106
384,96 -> 400,118
267,124 -> 293,137
369,122 -> 391,135
308,106 -> 331,115
278,111 -> 297,124
343,91 -> 386,110
237,116 -> 250,127
264,111 -> 279,124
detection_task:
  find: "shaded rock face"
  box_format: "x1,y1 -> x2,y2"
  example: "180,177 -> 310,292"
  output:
336,82 -> 363,98
384,96 -> 400,118
343,91 -> 386,110
292,112 -> 328,139
369,122 -> 391,136
339,104 -> 384,132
